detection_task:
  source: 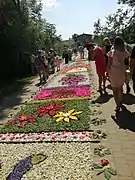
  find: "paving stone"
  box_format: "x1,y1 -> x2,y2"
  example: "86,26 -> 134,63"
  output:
118,177 -> 134,180
115,164 -> 132,177
113,157 -> 128,165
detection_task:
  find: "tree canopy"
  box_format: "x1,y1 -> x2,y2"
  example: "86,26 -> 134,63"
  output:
93,0 -> 135,44
0,0 -> 63,76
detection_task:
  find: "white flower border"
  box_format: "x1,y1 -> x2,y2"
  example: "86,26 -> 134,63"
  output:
0,131 -> 94,143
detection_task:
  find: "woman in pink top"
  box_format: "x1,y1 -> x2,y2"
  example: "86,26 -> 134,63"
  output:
107,36 -> 130,111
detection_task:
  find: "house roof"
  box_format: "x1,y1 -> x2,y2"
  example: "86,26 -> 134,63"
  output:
77,33 -> 93,37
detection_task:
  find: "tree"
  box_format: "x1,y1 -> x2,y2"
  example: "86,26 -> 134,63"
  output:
72,34 -> 78,42
93,0 -> 135,44
93,19 -> 104,45
0,0 -> 62,76
93,19 -> 102,36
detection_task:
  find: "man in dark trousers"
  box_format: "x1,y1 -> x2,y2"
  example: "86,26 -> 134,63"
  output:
86,42 -> 92,61
62,48 -> 69,64
130,45 -> 135,94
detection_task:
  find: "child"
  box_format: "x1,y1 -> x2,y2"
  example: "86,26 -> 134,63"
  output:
107,36 -> 130,111
89,43 -> 106,95
55,55 -> 60,71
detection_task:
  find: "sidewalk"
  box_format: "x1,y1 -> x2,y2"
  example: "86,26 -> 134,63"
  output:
0,62 -> 66,124
91,61 -> 135,180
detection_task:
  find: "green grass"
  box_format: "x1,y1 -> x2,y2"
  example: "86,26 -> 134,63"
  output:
0,99 -> 91,133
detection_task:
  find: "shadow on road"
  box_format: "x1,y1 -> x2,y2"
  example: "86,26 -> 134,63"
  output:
123,94 -> 135,105
92,93 -> 113,104
112,106 -> 135,132
0,77 -> 35,122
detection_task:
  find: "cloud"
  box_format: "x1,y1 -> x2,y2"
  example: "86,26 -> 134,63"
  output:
42,0 -> 60,10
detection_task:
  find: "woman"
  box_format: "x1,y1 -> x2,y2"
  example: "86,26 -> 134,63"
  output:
89,43 -> 106,95
35,50 -> 47,83
107,36 -> 130,111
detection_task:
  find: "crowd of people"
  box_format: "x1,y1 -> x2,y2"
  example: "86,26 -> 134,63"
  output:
29,48 -> 72,84
87,36 -> 135,112
29,37 -> 135,112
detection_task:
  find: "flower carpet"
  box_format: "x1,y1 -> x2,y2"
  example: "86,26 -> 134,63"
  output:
33,85 -> 90,101
0,59 -> 93,142
0,58 -> 117,180
45,72 -> 91,88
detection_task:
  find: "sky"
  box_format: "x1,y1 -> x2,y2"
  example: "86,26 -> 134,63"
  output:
42,0 -> 121,40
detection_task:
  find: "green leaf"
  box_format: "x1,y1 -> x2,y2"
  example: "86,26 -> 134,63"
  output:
31,154 -> 47,165
97,170 -> 104,175
93,163 -> 103,169
108,168 -> 117,175
104,169 -> 111,180
105,149 -> 111,155
93,134 -> 98,139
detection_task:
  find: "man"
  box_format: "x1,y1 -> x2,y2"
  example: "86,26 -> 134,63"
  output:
49,49 -> 55,74
78,45 -> 84,59
86,42 -> 92,61
67,48 -> 72,61
130,45 -> 135,94
40,47 -> 45,57
30,54 -> 36,75
62,48 -> 69,64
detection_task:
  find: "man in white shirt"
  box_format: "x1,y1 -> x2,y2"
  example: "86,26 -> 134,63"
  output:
40,47 -> 45,57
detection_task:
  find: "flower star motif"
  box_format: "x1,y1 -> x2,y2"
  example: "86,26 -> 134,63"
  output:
19,114 -> 27,121
7,114 -> 35,127
36,102 -> 65,117
54,109 -> 82,123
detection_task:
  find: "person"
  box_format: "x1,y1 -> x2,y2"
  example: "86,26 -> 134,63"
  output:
86,42 -> 92,61
89,43 -> 106,95
103,37 -> 112,79
49,49 -> 55,74
41,47 -> 46,57
107,36 -> 130,111
68,48 -> 72,61
30,54 -> 36,75
79,45 -> 84,59
55,55 -> 60,71
130,45 -> 135,94
103,37 -> 112,65
35,50 -> 47,83
62,48 -> 69,64
124,44 -> 132,94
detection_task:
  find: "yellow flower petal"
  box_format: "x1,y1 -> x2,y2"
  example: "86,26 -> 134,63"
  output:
56,117 -> 64,122
64,117 -> 70,123
69,115 -> 78,120
68,109 -> 75,114
54,112 -> 64,117
72,111 -> 82,115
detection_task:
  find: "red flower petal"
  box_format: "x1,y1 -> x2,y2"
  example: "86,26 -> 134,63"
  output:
49,110 -> 56,117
